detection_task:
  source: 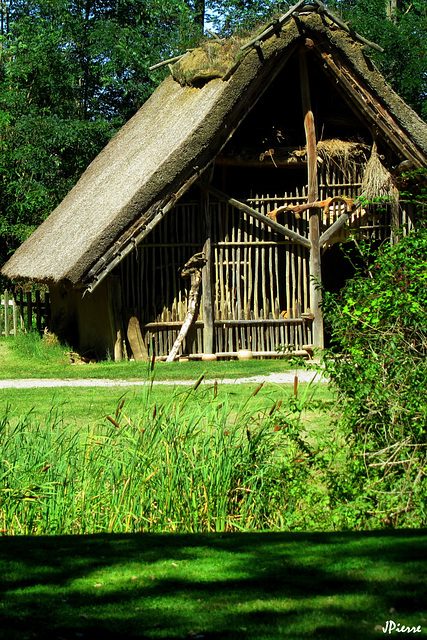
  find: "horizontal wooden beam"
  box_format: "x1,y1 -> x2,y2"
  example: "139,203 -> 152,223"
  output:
143,317 -> 311,330
214,318 -> 310,326
156,350 -> 311,360
199,182 -> 311,249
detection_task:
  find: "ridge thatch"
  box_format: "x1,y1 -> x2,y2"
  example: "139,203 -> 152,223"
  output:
2,10 -> 427,287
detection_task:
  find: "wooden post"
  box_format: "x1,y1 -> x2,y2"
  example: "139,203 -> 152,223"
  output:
201,181 -> 214,354
299,46 -> 324,351
26,292 -> 32,332
12,296 -> 18,336
107,277 -> 124,361
35,290 -> 42,333
166,253 -> 206,362
4,289 -> 9,337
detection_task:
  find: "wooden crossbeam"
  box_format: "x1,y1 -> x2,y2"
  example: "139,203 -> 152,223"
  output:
199,182 -> 311,249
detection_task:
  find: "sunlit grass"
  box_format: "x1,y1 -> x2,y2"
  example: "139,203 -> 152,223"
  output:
0,379 -> 334,431
0,334 -> 300,379
0,376 -> 336,535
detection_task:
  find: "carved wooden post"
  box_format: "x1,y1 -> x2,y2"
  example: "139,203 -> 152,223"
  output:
166,252 -> 206,362
201,181 -> 214,354
299,45 -> 324,351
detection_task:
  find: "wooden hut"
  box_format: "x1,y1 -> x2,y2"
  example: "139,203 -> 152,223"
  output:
3,0 -> 427,360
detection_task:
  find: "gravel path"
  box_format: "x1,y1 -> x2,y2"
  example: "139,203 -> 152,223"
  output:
0,370 -> 327,389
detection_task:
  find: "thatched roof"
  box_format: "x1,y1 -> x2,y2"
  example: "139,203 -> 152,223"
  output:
3,3 -> 427,288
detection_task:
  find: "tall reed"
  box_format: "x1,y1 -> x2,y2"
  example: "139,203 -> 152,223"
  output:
0,381 -> 322,534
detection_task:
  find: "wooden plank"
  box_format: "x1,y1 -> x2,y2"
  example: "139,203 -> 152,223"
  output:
126,314 -> 149,361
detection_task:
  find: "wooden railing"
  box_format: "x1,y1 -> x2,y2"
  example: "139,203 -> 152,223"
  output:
0,289 -> 50,336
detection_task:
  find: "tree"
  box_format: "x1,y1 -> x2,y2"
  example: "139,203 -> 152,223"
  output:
0,0 -> 199,272
326,0 -> 427,118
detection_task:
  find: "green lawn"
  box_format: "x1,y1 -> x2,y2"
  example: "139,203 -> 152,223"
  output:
0,334 -> 333,432
0,336 -> 301,380
0,530 -> 426,639
0,380 -> 333,433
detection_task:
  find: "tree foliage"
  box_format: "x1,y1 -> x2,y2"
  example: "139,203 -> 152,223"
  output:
0,0 -> 198,268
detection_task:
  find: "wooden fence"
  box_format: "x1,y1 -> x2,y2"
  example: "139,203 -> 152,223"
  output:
0,290 -> 50,336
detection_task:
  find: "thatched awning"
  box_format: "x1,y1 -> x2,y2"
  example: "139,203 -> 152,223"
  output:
3,8 -> 427,287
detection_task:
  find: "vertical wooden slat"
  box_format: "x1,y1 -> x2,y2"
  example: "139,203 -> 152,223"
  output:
35,290 -> 41,333
26,293 -> 32,331
4,290 -> 9,337
12,295 -> 18,336
202,184 -> 214,354
18,290 -> 24,330
253,208 -> 260,322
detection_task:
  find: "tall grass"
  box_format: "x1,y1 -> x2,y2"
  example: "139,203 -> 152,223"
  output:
0,379 -> 326,535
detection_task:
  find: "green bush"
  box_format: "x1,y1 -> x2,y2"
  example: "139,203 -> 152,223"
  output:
322,226 -> 427,528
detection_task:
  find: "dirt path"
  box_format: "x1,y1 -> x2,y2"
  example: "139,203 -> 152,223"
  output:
0,370 -> 327,389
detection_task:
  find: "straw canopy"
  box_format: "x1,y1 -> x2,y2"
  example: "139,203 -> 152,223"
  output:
3,5 -> 427,288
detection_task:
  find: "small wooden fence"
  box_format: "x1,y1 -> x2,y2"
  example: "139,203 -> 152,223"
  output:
1,290 -> 50,336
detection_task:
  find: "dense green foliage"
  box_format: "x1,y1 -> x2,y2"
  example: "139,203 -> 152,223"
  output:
0,0 -> 198,267
322,176 -> 427,528
333,0 -> 427,119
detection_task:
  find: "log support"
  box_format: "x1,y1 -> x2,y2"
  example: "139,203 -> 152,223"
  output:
166,252 -> 206,362
299,46 -> 324,351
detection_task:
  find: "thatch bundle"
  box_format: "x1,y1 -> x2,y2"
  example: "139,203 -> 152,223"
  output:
172,40 -> 242,86
361,142 -> 400,226
317,139 -> 370,174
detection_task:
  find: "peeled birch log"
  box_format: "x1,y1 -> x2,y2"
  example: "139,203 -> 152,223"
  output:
166,253 -> 206,362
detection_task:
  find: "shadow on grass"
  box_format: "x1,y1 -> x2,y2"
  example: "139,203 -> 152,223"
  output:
0,530 -> 426,640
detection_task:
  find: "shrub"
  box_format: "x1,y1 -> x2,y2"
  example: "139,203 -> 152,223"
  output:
322,226 -> 427,528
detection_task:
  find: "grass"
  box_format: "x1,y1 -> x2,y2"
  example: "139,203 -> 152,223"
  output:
0,529 -> 426,639
0,335 -> 425,636
0,335 -> 300,380
0,381 -> 333,432
0,379 -> 337,535
0,331 -> 333,433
